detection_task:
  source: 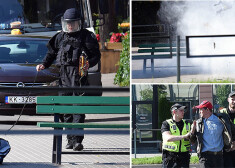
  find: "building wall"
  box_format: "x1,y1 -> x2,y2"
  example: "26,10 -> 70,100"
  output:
199,84 -> 213,104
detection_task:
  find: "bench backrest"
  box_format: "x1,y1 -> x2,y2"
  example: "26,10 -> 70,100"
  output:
138,43 -> 186,55
36,96 -> 130,114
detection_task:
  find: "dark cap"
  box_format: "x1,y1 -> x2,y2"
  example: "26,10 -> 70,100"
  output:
195,100 -> 213,110
63,8 -> 80,20
229,91 -> 235,98
170,103 -> 187,111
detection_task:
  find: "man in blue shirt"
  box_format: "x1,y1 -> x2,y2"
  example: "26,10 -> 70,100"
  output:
191,100 -> 235,168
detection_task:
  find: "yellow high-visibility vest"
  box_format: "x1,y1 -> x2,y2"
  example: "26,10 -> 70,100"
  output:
162,119 -> 191,152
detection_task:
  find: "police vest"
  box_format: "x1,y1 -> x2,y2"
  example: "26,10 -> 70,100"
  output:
162,119 -> 191,152
219,108 -> 235,124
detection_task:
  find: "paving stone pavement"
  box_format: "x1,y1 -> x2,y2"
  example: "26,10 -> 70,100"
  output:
1,132 -> 130,167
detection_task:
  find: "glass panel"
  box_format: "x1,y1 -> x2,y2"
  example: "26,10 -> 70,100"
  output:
0,0 -> 78,32
213,84 -> 232,111
232,85 -> 235,92
165,84 -> 199,120
188,36 -> 235,56
133,84 -> 153,101
0,40 -> 48,63
136,104 -> 152,138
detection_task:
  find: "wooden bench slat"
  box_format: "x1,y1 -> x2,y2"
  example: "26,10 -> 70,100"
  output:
139,43 -> 186,48
37,96 -> 130,105
37,122 -> 130,128
139,43 -> 172,48
132,53 -> 186,60
37,105 -> 130,114
138,48 -> 186,53
138,48 -> 175,53
132,54 -> 173,59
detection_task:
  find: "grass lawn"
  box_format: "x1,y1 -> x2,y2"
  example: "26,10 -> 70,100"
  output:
188,78 -> 234,83
132,156 -> 199,165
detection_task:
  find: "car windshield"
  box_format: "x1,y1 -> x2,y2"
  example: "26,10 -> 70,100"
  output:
0,0 -> 90,33
0,39 -> 48,64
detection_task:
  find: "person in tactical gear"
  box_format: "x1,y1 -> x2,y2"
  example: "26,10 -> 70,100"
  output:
161,103 -> 193,168
190,100 -> 235,168
36,8 -> 101,151
218,91 -> 235,167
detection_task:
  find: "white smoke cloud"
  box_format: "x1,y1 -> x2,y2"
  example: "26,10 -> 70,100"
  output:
157,1 -> 235,76
178,1 -> 235,35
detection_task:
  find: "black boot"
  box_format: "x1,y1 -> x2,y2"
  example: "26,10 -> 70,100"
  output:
65,139 -> 73,149
73,143 -> 83,151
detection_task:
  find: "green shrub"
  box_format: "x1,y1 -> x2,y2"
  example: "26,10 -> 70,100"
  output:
114,31 -> 130,86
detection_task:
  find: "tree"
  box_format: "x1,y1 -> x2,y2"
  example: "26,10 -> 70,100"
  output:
214,85 -> 231,109
157,85 -> 172,139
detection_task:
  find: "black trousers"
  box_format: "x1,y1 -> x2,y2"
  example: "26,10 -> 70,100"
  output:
199,151 -> 224,168
59,66 -> 89,144
64,114 -> 85,143
162,150 -> 190,168
223,150 -> 235,168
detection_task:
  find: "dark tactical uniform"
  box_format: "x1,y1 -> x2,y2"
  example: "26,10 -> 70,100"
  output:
219,108 -> 235,168
42,19 -> 100,150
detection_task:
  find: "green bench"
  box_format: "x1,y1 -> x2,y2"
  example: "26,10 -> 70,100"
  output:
36,96 -> 130,165
132,43 -> 186,73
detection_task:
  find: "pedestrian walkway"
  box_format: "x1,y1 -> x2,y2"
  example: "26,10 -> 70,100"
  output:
2,132 -> 129,168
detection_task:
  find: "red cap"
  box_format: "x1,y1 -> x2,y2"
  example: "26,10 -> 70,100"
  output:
195,100 -> 213,110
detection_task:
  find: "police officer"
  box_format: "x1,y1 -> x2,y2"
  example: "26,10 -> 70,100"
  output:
36,8 -> 101,151
161,103 -> 192,168
219,91 -> 235,167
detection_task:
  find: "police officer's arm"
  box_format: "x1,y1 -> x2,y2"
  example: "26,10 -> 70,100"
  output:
42,51 -> 57,68
36,33 -> 60,71
189,120 -> 197,144
42,33 -> 60,68
162,131 -> 191,142
84,31 -> 101,68
161,121 -> 191,142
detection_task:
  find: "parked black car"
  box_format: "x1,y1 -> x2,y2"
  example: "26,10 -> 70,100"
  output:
0,35 -> 102,115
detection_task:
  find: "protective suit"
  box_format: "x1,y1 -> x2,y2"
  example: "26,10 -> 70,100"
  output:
42,8 -> 101,151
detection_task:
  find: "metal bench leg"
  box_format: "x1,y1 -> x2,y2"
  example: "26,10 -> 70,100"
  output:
143,59 -> 146,73
151,59 -> 154,74
56,134 -> 62,165
52,134 -> 56,163
52,113 -> 62,164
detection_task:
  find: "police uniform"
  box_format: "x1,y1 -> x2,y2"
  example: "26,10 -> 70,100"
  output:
219,108 -> 235,168
42,8 -> 101,150
161,118 -> 191,168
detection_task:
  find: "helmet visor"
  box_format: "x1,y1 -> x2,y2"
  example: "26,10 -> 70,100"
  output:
61,18 -> 81,33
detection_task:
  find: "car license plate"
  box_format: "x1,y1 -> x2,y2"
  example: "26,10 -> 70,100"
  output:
5,96 -> 36,104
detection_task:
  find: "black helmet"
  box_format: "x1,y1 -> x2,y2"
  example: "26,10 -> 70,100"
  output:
61,8 -> 82,33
